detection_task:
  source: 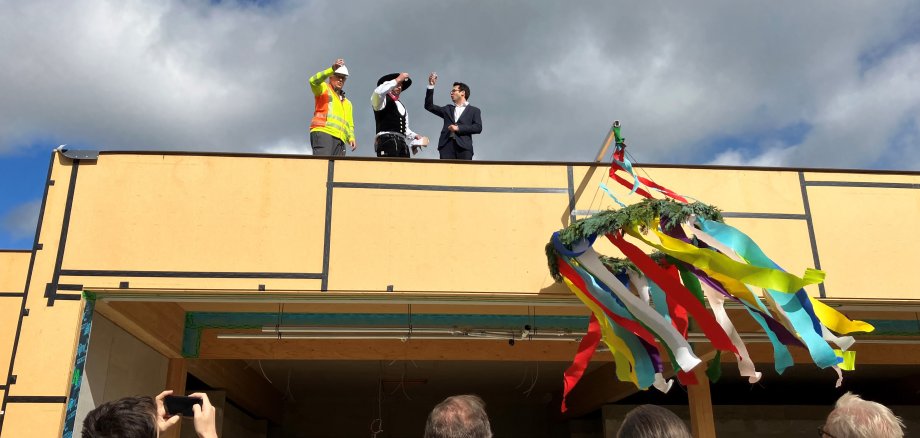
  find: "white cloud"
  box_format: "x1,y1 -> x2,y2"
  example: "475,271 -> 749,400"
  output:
260,137 -> 311,155
708,146 -> 795,167
1,199 -> 41,240
0,0 -> 918,170
786,43 -> 920,168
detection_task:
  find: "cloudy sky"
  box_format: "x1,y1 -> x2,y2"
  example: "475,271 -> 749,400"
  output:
1,0 -> 919,248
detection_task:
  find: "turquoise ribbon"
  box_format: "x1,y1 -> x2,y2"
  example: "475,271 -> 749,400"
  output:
745,306 -> 794,374
697,219 -> 841,368
599,183 -> 628,208
647,281 -> 672,324
613,155 -> 640,196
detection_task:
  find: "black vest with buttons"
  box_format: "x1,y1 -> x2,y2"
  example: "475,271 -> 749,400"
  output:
374,94 -> 407,135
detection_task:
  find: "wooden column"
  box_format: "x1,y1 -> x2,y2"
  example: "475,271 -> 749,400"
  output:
687,366 -> 716,438
161,358 -> 187,438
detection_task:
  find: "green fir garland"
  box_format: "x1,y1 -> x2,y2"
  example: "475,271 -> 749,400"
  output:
547,198 -> 723,281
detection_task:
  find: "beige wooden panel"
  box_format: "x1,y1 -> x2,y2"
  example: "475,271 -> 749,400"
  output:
334,160 -> 569,188
0,251 -> 30,291
4,154 -> 82,397
808,186 -> 920,299
571,166 -> 805,215
1,403 -> 65,438
63,275 -> 323,292
0,297 -> 23,380
720,217 -> 820,296
569,164 -> 649,215
63,154 -> 328,274
804,172 -> 920,184
327,188 -> 569,293
7,299 -> 83,396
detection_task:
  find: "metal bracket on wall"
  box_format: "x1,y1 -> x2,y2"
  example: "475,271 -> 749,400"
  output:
59,149 -> 99,160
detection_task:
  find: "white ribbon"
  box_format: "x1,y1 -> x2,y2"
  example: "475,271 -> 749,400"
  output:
653,373 -> 674,393
576,248 -> 702,373
698,280 -> 762,383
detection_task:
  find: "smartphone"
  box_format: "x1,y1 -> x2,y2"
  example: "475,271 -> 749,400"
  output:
164,395 -> 203,417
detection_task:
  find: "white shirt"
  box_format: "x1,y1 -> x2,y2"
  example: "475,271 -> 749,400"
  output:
371,80 -> 417,139
453,101 -> 469,123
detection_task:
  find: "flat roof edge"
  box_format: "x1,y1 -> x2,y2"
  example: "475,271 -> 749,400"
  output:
69,150 -> 920,176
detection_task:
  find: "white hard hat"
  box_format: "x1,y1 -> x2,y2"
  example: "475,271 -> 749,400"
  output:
334,65 -> 349,77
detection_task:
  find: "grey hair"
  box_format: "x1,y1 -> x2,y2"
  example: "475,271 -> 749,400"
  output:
617,405 -> 691,438
424,394 -> 493,438
825,392 -> 905,438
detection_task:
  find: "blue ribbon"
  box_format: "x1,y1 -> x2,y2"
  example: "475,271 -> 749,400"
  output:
552,232 -> 597,258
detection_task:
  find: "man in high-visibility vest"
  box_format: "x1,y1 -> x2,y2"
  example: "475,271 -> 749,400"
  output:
309,58 -> 356,156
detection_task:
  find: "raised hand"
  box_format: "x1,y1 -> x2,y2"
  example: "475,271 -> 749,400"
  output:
429,72 -> 438,86
154,390 -> 181,433
332,58 -> 345,70
189,392 -> 219,438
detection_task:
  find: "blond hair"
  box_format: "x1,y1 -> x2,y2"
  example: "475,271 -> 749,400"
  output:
825,392 -> 905,438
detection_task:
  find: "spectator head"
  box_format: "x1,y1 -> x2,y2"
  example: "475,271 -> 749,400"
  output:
424,394 -> 492,438
822,392 -> 905,438
82,395 -> 158,438
617,404 -> 691,438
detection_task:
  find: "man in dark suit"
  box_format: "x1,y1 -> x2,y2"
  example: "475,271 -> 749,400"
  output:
425,73 -> 482,160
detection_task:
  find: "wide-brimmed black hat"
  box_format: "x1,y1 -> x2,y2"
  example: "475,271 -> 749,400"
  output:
377,73 -> 412,91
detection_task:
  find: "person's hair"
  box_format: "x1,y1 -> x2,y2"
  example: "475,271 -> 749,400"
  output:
424,394 -> 492,438
617,404 -> 691,438
453,82 -> 470,100
82,395 -> 158,438
824,392 -> 905,438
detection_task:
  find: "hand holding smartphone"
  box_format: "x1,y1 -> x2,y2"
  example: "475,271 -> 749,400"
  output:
164,395 -> 204,417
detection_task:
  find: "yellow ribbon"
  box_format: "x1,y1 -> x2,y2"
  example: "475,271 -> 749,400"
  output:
626,223 -> 825,294
809,298 -> 875,334
833,349 -> 857,371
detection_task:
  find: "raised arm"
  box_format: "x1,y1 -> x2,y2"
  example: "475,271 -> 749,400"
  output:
371,80 -> 395,111
424,72 -> 447,117
309,58 -> 344,96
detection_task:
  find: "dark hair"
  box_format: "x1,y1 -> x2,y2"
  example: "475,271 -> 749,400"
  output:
82,396 -> 158,438
453,82 -> 470,100
617,405 -> 691,438
424,394 -> 492,438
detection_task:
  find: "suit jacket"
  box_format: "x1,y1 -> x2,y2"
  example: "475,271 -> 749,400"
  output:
424,88 -> 482,151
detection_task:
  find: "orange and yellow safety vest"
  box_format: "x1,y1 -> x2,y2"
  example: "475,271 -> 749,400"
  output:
309,68 -> 355,143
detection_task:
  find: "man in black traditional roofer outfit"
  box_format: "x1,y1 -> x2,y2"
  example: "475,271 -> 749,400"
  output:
371,72 -> 422,157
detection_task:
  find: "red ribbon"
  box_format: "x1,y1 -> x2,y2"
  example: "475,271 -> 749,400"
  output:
608,161 -> 689,203
561,314 -> 602,412
677,370 -> 699,385
606,233 -> 738,356
664,264 -> 690,336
